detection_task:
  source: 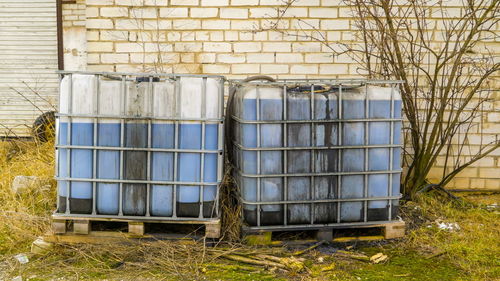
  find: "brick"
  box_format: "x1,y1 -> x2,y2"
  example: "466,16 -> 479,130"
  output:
290,19 -> 319,30
159,8 -> 188,18
196,53 -> 216,63
487,112 -> 500,122
181,31 -> 195,41
217,54 -> 246,63
100,30 -> 128,41
201,0 -> 228,5
116,42 -> 147,52
87,65 -> 114,72
174,42 -> 203,52
173,19 -> 201,30
261,64 -> 288,74
171,0 -> 198,5
100,7 -> 129,17
202,20 -> 231,30
87,31 -> 99,41
293,0 -> 319,5
485,179 -> 500,189
209,31 -> 224,41
276,53 -> 303,63
87,42 -> 113,52
225,31 -> 239,40
263,42 -> 291,52
231,0 -> 258,5
291,64 -> 318,74
260,0 -> 288,5
233,42 -> 261,52
191,8 -> 218,18
292,42 -> 321,52
143,20 -> 172,30
479,168 -> 500,178
195,31 -> 209,40
321,19 -> 350,30
305,53 -> 333,63
167,31 -> 181,41
203,64 -> 230,74
321,0 -> 344,5
231,20 -> 259,30
309,8 -> 338,18
87,54 -> 99,64
220,8 -> 248,19
232,64 -> 259,74
86,7 -> 99,18
86,0 -> 113,5
204,42 -> 232,52
335,54 -> 355,63
101,53 -> 129,63
246,53 -> 274,63
130,8 -> 157,18
470,157 -> 495,167
87,19 -> 114,29
283,8 -> 308,17
239,31 -> 252,40
116,19 -> 141,29
249,8 -> 277,18
254,31 -> 267,40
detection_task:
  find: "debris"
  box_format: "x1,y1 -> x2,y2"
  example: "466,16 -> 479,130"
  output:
334,250 -> 370,262
14,254 -> 29,264
370,253 -> 388,264
31,237 -> 53,255
317,256 -> 325,263
292,240 -> 326,256
12,276 -> 22,281
426,250 -> 446,259
223,254 -> 286,269
346,245 -> 354,250
436,222 -> 460,231
11,176 -> 39,194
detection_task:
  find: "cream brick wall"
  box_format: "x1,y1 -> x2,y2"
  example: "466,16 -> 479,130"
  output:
62,0 -> 500,190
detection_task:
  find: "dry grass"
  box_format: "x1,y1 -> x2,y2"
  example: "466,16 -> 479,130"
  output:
0,139 -> 56,255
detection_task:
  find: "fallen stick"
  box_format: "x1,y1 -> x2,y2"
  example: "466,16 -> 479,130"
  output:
334,250 -> 370,262
292,240 -> 326,256
223,254 -> 287,269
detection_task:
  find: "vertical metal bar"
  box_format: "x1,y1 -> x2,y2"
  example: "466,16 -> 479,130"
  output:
337,84 -> 343,223
199,77 -> 207,219
65,73 -> 72,215
146,76 -> 153,217
282,85 -> 288,226
310,84 -> 315,225
172,76 -> 180,218
256,85 -> 261,227
55,73 -> 61,212
388,85 -> 395,221
92,74 -> 99,215
216,78 -> 225,217
118,75 -> 126,216
364,83 -> 369,222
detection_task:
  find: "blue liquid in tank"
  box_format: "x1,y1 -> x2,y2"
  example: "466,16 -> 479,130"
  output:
96,123 -> 120,215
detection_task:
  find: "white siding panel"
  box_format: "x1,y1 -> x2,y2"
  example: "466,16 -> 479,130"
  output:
0,0 -> 58,137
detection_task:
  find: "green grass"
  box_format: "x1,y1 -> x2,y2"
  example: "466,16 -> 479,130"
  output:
0,140 -> 499,280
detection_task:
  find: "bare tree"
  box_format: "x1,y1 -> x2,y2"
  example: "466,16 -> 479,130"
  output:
261,0 -> 500,198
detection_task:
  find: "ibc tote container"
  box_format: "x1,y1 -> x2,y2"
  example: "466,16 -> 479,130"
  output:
227,78 -> 403,230
54,71 -> 224,221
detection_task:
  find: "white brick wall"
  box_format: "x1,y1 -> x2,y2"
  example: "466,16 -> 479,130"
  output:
64,0 -> 500,190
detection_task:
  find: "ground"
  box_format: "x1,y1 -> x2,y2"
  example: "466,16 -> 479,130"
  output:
0,140 -> 498,281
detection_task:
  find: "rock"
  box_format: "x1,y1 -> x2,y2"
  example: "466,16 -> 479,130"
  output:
12,176 -> 39,194
31,237 -> 53,255
13,254 -> 29,264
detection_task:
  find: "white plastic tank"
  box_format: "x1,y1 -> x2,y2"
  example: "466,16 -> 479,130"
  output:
56,73 -> 224,220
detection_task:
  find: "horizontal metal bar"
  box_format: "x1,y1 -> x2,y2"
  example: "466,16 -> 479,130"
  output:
231,115 -> 403,124
56,145 -> 222,153
56,113 -> 223,122
241,195 -> 401,205
56,177 -> 220,186
231,80 -> 404,87
235,169 -> 402,178
233,142 -> 403,151
243,220 -> 401,232
52,213 -> 220,222
56,70 -> 225,79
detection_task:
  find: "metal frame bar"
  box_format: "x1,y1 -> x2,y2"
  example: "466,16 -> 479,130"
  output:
55,72 -> 224,222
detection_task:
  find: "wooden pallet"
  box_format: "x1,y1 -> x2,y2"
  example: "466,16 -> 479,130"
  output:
243,221 -> 405,246
50,215 -> 221,243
